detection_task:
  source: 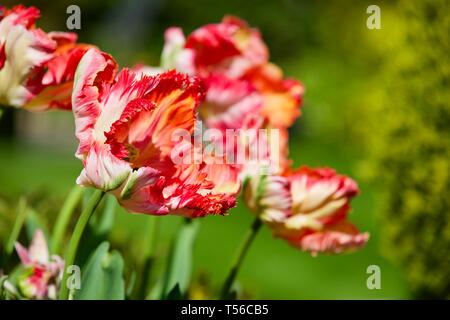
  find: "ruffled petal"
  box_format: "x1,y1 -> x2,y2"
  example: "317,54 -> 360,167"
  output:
288,166 -> 358,215
72,48 -> 117,159
143,70 -> 205,153
102,70 -> 205,167
170,192 -> 237,218
201,74 -> 262,130
185,16 -> 268,77
295,222 -> 369,256
202,161 -> 241,195
245,63 -> 304,128
118,156 -> 238,217
0,6 -> 55,107
25,35 -> 93,111
0,6 -> 94,111
186,20 -> 241,68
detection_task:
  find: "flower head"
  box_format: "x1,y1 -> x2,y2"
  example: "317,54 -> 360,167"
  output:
244,166 -> 369,255
0,5 -> 91,111
158,17 -> 303,178
161,16 -> 304,132
185,16 -> 268,78
14,229 -> 64,299
73,48 -> 238,217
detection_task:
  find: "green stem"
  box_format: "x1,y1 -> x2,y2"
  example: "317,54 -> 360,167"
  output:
59,190 -> 105,300
220,217 -> 262,299
51,186 -> 84,254
138,216 -> 160,299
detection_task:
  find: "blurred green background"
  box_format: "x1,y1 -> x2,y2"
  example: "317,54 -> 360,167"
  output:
1,0 -> 449,299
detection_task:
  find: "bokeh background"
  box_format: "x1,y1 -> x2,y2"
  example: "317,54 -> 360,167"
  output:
1,0 -> 448,299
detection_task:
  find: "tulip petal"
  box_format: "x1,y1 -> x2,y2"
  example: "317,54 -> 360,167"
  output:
77,143 -> 131,191
202,74 -> 262,130
118,166 -> 161,200
0,7 -> 54,107
161,27 -> 195,75
28,229 -> 49,265
245,63 -> 304,128
104,70 -> 205,165
297,222 -> 369,256
185,16 -> 268,76
142,70 -> 205,155
186,21 -> 241,67
14,242 -> 31,265
72,48 -> 117,159
0,6 -> 91,111
25,39 -> 93,111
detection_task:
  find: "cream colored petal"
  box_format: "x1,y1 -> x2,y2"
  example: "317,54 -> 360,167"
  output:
296,180 -> 339,212
29,229 -> 49,265
285,214 -> 323,231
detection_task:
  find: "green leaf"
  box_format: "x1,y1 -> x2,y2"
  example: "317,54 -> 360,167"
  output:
75,242 -> 125,300
224,290 -> 238,300
146,279 -> 163,300
166,283 -> 182,300
51,185 -> 84,254
5,198 -> 28,255
0,275 -> 8,298
25,208 -> 49,241
125,270 -> 137,299
161,219 -> 199,299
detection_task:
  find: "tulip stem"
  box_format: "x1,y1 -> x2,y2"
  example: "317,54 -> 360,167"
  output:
220,217 -> 262,299
51,185 -> 84,254
59,189 -> 105,300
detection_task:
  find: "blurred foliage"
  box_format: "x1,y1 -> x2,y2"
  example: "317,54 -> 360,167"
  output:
361,0 -> 450,298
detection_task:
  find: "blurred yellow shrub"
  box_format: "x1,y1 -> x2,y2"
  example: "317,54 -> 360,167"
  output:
362,0 -> 450,298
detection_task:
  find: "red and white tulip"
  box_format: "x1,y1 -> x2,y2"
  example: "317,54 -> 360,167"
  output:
73,48 -> 238,217
244,166 -> 369,255
160,16 -> 304,133
156,17 -> 304,179
0,5 -> 91,111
